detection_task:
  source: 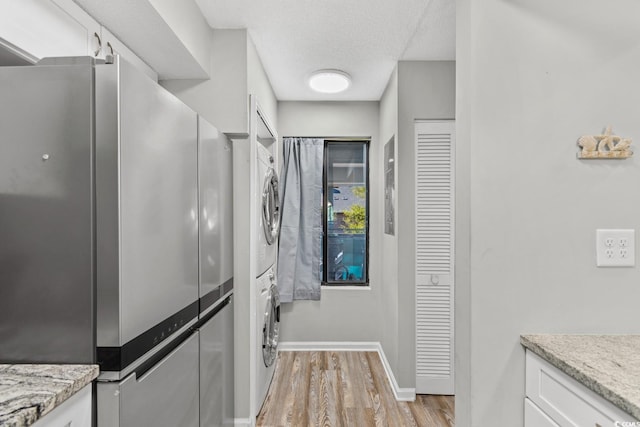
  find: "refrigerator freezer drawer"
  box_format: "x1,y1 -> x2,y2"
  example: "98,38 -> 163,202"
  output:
199,297 -> 234,427
97,331 -> 199,427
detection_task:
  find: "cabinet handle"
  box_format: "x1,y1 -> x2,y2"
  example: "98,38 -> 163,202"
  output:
93,32 -> 102,57
106,41 -> 114,56
595,424 -> 602,427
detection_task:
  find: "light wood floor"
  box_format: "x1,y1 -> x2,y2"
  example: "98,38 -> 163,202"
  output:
257,351 -> 455,427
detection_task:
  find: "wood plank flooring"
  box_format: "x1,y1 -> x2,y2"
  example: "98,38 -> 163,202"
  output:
257,351 -> 454,427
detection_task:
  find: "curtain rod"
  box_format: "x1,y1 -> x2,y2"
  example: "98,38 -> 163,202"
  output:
282,136 -> 371,141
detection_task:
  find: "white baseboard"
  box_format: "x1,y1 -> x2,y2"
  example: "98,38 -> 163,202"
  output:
234,418 -> 252,427
279,341 -> 379,351
278,341 -> 416,401
373,342 -> 416,401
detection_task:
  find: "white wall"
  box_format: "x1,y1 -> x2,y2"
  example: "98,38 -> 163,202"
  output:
277,101 -> 383,344
457,0 -> 640,425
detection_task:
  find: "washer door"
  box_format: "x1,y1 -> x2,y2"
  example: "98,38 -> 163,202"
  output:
262,168 -> 280,245
262,284 -> 280,367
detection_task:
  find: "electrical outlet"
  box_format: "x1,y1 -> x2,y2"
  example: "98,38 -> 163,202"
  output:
596,229 -> 635,267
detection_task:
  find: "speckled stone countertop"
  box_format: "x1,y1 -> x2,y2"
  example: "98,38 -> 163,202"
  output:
521,334 -> 640,419
0,364 -> 99,427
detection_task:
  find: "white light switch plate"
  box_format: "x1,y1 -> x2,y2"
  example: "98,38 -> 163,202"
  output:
596,229 -> 635,267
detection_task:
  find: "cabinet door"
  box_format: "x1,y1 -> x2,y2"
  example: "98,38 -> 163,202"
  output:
524,398 -> 560,427
120,333 -> 199,427
0,0 -> 98,60
200,300 -> 234,427
526,351 -> 639,426
51,0 -> 101,56
32,385 -> 92,427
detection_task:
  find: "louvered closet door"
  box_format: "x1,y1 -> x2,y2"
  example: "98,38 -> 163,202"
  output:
415,120 -> 455,395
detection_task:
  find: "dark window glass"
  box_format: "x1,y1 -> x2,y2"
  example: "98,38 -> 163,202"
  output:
322,141 -> 369,286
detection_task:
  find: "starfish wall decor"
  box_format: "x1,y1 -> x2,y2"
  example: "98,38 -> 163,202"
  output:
577,126 -> 633,159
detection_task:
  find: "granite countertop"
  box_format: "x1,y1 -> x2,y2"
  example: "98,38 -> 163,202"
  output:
0,364 -> 99,427
521,334 -> 640,419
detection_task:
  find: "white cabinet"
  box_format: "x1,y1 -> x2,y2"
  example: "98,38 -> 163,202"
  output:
0,0 -> 99,61
525,350 -> 638,427
32,385 -> 91,427
0,0 -> 157,80
525,398 -> 560,427
51,0 -> 156,79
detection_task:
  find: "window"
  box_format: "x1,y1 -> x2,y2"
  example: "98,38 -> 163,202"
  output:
322,140 -> 369,286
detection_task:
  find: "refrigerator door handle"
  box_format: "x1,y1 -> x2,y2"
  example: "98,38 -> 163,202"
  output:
134,327 -> 197,380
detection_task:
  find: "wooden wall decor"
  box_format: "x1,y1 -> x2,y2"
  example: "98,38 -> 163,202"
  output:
578,126 -> 633,159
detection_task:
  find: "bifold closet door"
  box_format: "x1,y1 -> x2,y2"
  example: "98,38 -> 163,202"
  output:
415,120 -> 455,395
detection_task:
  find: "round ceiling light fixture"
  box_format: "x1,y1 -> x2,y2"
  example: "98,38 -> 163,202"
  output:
308,69 -> 351,94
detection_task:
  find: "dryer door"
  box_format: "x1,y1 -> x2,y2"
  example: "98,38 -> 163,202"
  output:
262,284 -> 280,367
261,168 -> 280,245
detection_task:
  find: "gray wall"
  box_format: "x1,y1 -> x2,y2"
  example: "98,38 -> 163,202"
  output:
279,65 -> 456,393
247,36 -> 278,130
376,61 -> 455,388
457,0 -> 640,425
395,61 -> 456,387
161,29 -> 248,134
454,1 -> 472,424
160,29 -> 278,136
148,0 -> 213,75
277,101 -> 384,344
379,68 -> 399,376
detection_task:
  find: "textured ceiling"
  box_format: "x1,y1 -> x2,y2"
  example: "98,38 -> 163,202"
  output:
195,0 -> 455,101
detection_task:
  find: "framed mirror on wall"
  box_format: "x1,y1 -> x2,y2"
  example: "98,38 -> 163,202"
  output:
384,136 -> 395,236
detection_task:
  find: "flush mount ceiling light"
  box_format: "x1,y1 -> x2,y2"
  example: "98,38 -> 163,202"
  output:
308,69 -> 351,94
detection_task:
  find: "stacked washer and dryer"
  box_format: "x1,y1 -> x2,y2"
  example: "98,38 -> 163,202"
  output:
255,138 -> 282,414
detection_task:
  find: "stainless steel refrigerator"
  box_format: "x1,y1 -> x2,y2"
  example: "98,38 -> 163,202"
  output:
0,56 -> 233,426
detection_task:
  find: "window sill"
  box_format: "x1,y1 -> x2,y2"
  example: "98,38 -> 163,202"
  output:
321,285 -> 370,291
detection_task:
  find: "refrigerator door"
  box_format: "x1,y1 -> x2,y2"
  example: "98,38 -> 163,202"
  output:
0,58 -> 95,363
198,116 -> 234,309
96,57 -> 199,354
98,331 -> 200,427
199,297 -> 234,427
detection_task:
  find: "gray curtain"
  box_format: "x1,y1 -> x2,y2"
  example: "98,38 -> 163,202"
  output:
277,137 -> 324,302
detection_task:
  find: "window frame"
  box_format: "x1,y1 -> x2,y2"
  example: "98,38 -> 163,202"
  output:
322,139 -> 370,287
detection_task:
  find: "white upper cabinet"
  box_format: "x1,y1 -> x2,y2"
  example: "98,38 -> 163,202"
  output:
0,0 -> 157,80
0,0 -> 99,61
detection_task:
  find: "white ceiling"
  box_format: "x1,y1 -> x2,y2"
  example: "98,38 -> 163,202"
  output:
195,0 -> 455,101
